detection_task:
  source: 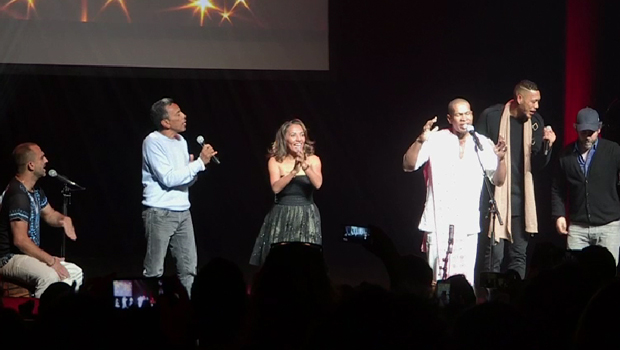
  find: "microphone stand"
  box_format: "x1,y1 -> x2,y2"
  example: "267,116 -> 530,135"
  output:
60,183 -> 85,258
440,225 -> 455,280
473,142 -> 503,273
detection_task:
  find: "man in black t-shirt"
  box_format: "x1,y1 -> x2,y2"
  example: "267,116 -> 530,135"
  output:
0,143 -> 83,298
475,80 -> 557,280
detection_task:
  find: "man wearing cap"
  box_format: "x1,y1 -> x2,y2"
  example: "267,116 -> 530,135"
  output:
551,107 -> 620,265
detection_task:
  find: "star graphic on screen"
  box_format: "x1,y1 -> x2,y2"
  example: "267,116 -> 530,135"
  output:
1,0 -> 37,20
219,8 -> 232,25
81,0 -> 88,22
231,0 -> 249,11
220,9 -> 240,25
178,0 -> 220,27
100,0 -> 131,23
229,0 -> 256,24
171,0 -> 256,27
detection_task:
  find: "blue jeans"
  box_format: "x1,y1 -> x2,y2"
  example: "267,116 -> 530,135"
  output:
142,207 -> 197,297
568,220 -> 620,266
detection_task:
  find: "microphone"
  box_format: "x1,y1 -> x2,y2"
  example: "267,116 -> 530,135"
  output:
465,125 -> 483,151
196,135 -> 220,164
48,169 -> 85,190
543,126 -> 552,156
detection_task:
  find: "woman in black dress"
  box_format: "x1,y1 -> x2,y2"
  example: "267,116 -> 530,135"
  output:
250,119 -> 323,266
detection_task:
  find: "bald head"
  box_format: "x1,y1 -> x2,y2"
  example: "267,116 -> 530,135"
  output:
446,98 -> 473,137
448,98 -> 470,116
13,142 -> 37,174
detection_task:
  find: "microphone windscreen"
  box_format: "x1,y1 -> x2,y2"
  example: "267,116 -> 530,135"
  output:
48,169 -> 58,177
465,124 -> 475,133
196,135 -> 205,145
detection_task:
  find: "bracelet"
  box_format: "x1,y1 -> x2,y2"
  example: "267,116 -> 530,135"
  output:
47,257 -> 56,267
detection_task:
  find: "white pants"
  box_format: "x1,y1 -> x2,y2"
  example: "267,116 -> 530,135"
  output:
425,231 -> 478,286
0,254 -> 83,298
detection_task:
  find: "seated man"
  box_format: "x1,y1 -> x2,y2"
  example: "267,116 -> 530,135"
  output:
0,143 -> 83,298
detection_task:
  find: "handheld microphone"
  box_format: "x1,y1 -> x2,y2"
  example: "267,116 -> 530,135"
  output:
48,169 -> 85,190
196,135 -> 220,164
543,126 -> 552,156
465,125 -> 483,151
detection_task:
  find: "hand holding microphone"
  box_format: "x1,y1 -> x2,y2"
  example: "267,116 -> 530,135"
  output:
196,135 -> 220,165
543,125 -> 553,156
294,144 -> 310,171
294,144 -> 305,160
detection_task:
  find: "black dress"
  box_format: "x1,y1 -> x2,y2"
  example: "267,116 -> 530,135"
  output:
250,175 -> 322,265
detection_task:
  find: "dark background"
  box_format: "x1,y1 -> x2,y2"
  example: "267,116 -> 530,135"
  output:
1,0 -> 619,287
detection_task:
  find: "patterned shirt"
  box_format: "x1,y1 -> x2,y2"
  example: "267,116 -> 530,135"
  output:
0,177 -> 48,267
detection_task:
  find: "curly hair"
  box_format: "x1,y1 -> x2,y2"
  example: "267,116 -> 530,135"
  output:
268,119 -> 315,162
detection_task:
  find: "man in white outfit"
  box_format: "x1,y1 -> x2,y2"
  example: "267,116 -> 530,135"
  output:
403,98 -> 507,286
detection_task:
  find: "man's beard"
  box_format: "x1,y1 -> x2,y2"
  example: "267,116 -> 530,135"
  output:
582,141 -> 593,150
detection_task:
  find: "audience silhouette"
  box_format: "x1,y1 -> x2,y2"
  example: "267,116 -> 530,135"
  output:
1,228 -> 618,349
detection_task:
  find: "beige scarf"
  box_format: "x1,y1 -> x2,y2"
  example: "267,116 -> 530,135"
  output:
490,100 -> 538,242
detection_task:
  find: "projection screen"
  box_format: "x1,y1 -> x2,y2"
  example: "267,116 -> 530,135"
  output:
0,0 -> 328,71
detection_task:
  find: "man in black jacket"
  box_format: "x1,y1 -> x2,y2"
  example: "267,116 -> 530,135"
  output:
551,107 -> 620,266
476,80 -> 556,280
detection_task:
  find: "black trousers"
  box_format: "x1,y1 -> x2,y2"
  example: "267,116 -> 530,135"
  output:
481,215 -> 530,280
